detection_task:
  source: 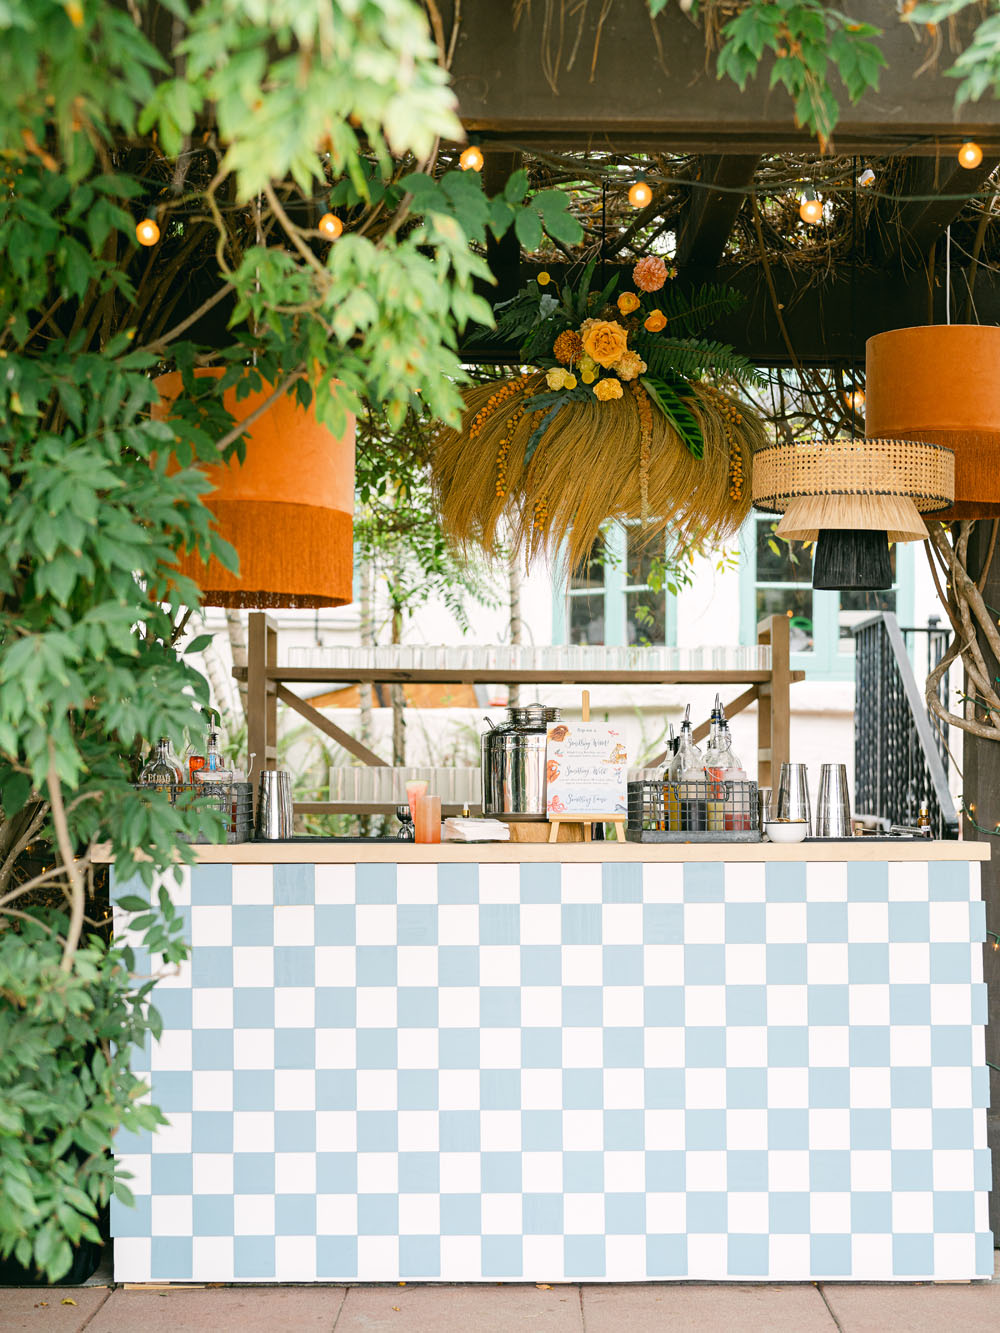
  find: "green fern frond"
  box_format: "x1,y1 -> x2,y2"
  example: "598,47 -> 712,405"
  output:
638,336 -> 763,387
651,283 -> 745,336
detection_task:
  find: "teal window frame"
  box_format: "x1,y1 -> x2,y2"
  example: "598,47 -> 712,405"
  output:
552,526 -> 678,647
738,515 -> 915,682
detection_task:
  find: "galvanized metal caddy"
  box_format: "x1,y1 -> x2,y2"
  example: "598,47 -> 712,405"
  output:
626,778 -> 761,842
134,781 -> 253,844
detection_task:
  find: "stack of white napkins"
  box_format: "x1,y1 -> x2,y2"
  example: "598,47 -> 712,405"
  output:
442,817 -> 510,842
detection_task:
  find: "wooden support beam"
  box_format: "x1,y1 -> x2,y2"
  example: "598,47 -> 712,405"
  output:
484,149 -> 522,304
871,153 -> 1000,265
247,613 -> 279,802
757,614 -> 791,791
465,261 -> 1000,367
276,684 -> 389,768
445,0 -> 1000,154
675,156 -> 760,267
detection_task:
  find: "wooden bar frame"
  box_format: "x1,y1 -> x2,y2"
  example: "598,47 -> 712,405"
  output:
238,613 -> 802,817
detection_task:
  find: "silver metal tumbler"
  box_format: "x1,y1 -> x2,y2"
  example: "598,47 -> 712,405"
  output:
255,770 -> 293,840
814,763 -> 852,838
776,763 -> 812,832
757,786 -> 773,829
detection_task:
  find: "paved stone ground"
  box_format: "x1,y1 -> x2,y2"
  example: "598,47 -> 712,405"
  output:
4,1276 -> 1000,1333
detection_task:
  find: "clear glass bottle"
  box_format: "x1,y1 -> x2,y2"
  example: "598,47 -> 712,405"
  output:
702,701 -> 725,831
668,705 -> 704,831
162,738 -> 186,785
194,731 -> 233,785
139,739 -> 178,800
712,724 -> 748,830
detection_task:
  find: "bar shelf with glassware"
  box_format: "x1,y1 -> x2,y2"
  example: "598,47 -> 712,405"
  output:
627,778 -> 760,842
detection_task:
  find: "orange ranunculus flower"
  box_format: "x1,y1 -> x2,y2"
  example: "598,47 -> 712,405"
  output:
594,377 -> 624,401
633,255 -> 668,292
617,292 -> 640,315
581,320 -> 629,369
644,309 -> 667,333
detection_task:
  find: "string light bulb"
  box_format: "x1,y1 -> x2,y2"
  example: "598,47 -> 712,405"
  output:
318,212 -> 343,240
845,388 -> 866,414
958,141 -> 983,169
459,145 -> 484,172
135,216 -> 160,247
799,191 -> 823,225
628,180 -> 653,208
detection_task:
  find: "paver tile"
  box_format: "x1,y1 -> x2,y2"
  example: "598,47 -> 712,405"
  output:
88,1286 -> 346,1332
581,1283 -> 838,1332
335,1283 -> 584,1331
0,1286 -> 111,1333
823,1281 -> 1000,1333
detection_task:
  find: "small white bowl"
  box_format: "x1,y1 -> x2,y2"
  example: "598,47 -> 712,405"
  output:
765,820 -> 809,844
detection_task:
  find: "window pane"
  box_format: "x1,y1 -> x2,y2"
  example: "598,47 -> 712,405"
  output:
755,588 -> 814,653
569,592 -> 605,644
756,520 -> 813,583
625,531 -> 659,589
570,536 -> 606,590
838,588 -> 897,653
626,589 -> 666,646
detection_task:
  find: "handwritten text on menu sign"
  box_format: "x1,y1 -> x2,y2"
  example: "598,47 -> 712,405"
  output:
545,722 -> 628,818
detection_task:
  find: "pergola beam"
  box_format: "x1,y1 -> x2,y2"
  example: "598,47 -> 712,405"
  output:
445,0 -> 1000,156
465,260 -> 1000,367
675,156 -> 761,267
871,154 -> 1000,265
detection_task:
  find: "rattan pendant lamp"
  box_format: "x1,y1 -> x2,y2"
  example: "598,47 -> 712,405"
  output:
751,437 -> 955,589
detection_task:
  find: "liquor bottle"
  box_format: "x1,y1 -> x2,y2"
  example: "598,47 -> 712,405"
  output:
139,739 -> 179,800
163,738 -> 186,785
668,705 -> 704,831
656,723 -> 677,830
702,700 -> 725,832
194,731 -> 233,785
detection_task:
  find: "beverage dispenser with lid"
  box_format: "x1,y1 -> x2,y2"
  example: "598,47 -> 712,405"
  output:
481,704 -> 560,820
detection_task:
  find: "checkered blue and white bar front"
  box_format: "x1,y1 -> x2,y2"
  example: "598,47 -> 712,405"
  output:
110,854 -> 993,1283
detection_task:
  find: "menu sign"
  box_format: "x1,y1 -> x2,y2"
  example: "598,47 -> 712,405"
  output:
545,721 -> 628,819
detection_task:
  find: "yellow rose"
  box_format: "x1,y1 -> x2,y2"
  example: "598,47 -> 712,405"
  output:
581,320 -> 629,369
617,292 -> 640,315
546,367 -> 568,390
563,373 -> 578,389
616,350 -> 647,381
594,377 -> 624,401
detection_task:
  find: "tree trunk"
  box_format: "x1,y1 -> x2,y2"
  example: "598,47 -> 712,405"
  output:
964,520 -> 1000,1234
358,558 -> 375,753
508,552 -> 522,710
226,610 -> 248,722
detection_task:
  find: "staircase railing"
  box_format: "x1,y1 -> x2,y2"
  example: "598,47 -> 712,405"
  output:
853,612 -> 959,839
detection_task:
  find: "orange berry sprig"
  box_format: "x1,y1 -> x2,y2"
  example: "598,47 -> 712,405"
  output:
470,375 -> 532,440
495,402 -> 528,498
632,382 -> 654,523
700,383 -> 746,501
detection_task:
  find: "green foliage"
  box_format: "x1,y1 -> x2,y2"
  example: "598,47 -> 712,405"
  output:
909,0 -> 1000,105
639,375 -> 705,460
713,1 -> 886,143
0,914 -> 180,1281
650,283 -> 745,338
638,336 -> 764,389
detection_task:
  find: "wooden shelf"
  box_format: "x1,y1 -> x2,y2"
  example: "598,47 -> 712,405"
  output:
236,666 -> 801,687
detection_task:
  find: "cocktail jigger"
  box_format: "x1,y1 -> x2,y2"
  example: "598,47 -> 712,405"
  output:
776,763 -> 811,832
815,763 -> 852,837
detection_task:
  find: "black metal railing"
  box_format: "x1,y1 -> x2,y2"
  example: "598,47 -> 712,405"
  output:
854,612 -> 959,838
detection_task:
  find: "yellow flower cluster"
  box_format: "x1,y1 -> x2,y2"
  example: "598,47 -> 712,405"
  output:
594,378 -> 623,401
546,367 -> 578,391
616,349 -> 647,381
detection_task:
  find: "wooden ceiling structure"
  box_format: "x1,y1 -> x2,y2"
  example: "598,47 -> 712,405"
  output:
442,0 -> 1000,368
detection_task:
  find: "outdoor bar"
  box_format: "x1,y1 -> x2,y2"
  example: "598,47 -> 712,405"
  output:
12,0 -> 1000,1314
105,839 -> 991,1284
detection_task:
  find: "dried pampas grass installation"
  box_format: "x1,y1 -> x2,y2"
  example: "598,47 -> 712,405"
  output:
431,374 -> 768,569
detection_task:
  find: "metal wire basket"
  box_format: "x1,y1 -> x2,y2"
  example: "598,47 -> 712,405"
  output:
626,779 -> 761,842
133,781 -> 253,844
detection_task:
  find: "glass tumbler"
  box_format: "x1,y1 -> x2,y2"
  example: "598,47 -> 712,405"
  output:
414,794 -> 442,844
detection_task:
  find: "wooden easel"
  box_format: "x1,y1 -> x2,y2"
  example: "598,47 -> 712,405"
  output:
546,690 -> 628,843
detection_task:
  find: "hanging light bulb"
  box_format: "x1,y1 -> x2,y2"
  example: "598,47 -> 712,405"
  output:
318,213 -> 343,240
628,180 -> 653,208
958,141 -> 983,169
845,388 -> 866,414
799,191 -> 823,225
459,145 -> 484,172
135,216 -> 160,247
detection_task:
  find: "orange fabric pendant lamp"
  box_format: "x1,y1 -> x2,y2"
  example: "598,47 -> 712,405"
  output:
866,325 -> 1000,520
155,367 -> 355,608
